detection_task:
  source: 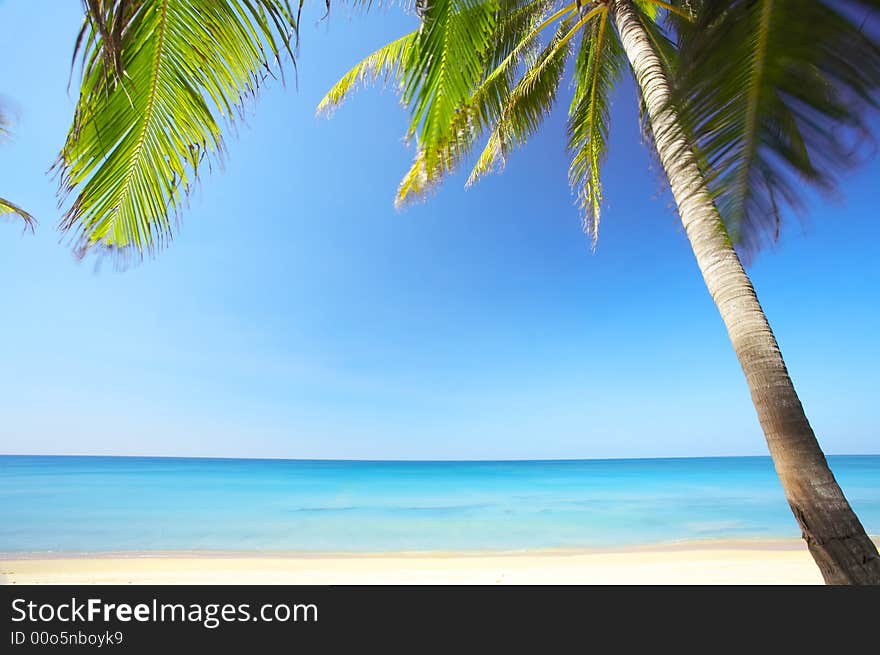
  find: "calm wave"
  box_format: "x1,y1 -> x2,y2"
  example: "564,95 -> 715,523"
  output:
1,455 -> 878,553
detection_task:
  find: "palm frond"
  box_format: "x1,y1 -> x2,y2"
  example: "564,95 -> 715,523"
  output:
316,30 -> 418,116
467,14 -> 580,186
671,0 -> 880,255
0,197 -> 36,230
485,0 -> 558,71
401,0 -> 499,174
633,0 -> 660,21
567,8 -> 625,245
394,0 -> 553,206
57,0 -> 297,263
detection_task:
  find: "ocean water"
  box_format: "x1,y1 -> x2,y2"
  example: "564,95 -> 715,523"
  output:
1,455 -> 878,553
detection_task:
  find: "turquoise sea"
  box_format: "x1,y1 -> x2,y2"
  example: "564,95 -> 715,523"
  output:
1,455 -> 878,553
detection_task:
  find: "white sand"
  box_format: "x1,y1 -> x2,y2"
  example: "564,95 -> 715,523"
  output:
2,539 -> 854,585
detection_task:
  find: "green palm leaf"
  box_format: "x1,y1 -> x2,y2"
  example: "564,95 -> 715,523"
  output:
394,0 -> 554,205
567,9 -> 625,245
0,197 -> 35,230
401,0 -> 499,174
396,1 -> 664,208
316,30 -> 418,116
319,0 -> 681,242
467,14 -> 579,185
57,0 -> 296,262
671,0 -> 880,255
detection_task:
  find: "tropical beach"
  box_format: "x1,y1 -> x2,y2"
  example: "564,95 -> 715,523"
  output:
1,541 -> 840,585
1,0 -> 879,594
1,455 -> 878,584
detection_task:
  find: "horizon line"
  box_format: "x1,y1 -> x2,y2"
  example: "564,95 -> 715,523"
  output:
2,453 -> 878,464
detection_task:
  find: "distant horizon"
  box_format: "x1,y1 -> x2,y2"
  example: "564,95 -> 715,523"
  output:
3,452 -> 878,463
3,454 -> 878,555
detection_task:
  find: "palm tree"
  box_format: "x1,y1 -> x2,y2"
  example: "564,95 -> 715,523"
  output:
0,105 -> 35,229
51,0 -> 878,582
316,0 -> 880,583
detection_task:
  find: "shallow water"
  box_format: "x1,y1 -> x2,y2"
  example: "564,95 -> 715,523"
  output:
1,455 -> 878,553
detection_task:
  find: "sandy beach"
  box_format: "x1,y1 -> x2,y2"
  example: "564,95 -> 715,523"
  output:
2,538 -> 859,585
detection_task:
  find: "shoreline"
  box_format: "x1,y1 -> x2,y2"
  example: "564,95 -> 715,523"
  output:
6,537 -> 871,585
0,536 -> 832,560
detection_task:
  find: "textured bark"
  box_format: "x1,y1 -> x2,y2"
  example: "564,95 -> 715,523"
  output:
609,0 -> 880,584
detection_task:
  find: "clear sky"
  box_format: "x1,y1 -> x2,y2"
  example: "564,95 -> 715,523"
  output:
0,1 -> 877,460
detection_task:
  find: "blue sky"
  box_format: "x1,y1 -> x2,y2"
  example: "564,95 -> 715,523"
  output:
0,2 -> 877,459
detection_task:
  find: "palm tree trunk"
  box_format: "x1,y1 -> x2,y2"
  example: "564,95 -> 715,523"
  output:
608,0 -> 880,584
